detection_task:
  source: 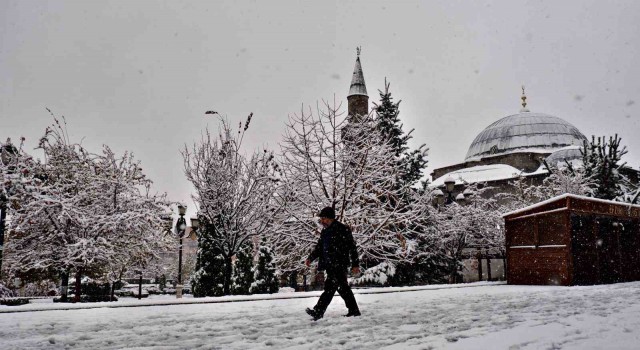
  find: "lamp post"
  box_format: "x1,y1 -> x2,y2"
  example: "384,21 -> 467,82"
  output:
175,204 -> 187,298
443,176 -> 456,204
188,216 -> 199,295
433,175 -> 460,207
175,205 -> 200,298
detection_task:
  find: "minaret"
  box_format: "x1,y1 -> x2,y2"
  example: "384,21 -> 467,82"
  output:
347,47 -> 369,120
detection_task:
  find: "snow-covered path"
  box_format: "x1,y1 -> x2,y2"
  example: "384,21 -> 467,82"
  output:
1,282 -> 639,349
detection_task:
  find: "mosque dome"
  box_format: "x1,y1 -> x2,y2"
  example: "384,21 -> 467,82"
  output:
465,112 -> 587,161
545,146 -> 583,168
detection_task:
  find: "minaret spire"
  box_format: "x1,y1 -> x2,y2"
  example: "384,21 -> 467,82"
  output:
348,47 -> 369,119
520,85 -> 530,112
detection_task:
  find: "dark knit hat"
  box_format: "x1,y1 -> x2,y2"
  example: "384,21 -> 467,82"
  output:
318,206 -> 335,219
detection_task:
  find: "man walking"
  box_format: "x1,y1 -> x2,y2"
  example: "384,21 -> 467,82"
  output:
305,206 -> 361,321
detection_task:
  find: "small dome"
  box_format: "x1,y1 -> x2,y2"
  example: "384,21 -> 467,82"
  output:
465,112 -> 587,161
545,146 -> 583,168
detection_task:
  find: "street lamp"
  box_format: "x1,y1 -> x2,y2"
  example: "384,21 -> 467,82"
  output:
433,176 -> 456,207
175,204 -> 187,298
444,175 -> 456,204
433,176 -> 467,208
433,188 -> 445,207
189,217 -> 200,240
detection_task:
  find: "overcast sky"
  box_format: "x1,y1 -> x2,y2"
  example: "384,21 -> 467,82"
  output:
2,0 -> 639,218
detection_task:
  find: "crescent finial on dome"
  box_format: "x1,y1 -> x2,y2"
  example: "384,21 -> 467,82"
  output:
520,85 -> 530,112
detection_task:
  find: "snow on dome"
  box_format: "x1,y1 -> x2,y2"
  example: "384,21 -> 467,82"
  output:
465,112 -> 587,161
430,164 -> 548,188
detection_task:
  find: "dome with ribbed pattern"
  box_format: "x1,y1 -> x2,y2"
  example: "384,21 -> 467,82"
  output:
465,112 -> 587,161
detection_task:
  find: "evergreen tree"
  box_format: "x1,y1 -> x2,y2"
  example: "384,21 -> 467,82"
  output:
251,239 -> 278,294
373,79 -> 428,188
581,135 -> 632,200
231,243 -> 254,295
191,226 -> 225,297
366,80 -> 432,283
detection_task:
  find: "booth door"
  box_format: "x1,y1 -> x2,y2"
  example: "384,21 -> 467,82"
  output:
596,218 -> 622,284
618,219 -> 640,282
571,215 -> 598,285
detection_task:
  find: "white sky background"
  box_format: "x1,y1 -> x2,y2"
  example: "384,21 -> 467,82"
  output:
2,0 -> 639,218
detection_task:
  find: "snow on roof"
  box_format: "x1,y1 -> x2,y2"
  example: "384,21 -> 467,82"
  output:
502,193 -> 640,218
430,164 -> 548,188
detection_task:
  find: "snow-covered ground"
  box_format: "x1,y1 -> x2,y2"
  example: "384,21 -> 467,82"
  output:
1,282 -> 639,349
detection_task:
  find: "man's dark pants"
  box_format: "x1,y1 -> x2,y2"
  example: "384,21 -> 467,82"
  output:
314,268 -> 359,316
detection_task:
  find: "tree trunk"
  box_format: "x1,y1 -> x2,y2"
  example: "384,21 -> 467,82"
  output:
74,270 -> 82,303
289,272 -> 298,291
223,255 -> 232,295
60,271 -> 69,302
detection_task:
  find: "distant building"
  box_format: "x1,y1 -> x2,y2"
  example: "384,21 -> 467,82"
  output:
431,88 -> 588,198
430,89 -> 639,283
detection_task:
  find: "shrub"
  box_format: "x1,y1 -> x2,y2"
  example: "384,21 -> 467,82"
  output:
0,298 -> 30,306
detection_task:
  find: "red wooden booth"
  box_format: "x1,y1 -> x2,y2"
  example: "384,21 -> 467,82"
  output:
504,194 -> 640,286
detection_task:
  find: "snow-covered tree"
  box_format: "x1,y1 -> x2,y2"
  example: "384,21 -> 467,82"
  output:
541,164 -> 594,198
271,100 -> 430,273
250,238 -> 278,294
373,79 -> 428,188
231,242 -> 254,295
4,117 -> 171,301
581,135 -> 635,201
501,166 -> 594,212
91,146 -> 173,293
0,136 -> 35,276
433,184 -> 504,283
183,114 -> 279,295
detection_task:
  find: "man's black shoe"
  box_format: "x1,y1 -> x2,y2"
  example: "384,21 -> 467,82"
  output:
343,310 -> 361,317
306,307 -> 323,321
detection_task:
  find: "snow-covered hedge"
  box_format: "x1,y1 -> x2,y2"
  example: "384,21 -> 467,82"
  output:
23,280 -> 58,297
351,262 -> 396,287
0,283 -> 15,298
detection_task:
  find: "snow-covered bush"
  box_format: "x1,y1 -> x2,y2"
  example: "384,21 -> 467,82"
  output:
277,287 -> 295,294
231,243 -> 254,295
0,283 -> 15,298
191,237 -> 225,297
352,261 -> 396,287
23,280 -> 58,297
251,240 -> 278,294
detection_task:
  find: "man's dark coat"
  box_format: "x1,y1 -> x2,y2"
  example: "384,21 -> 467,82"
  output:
308,220 -> 359,271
